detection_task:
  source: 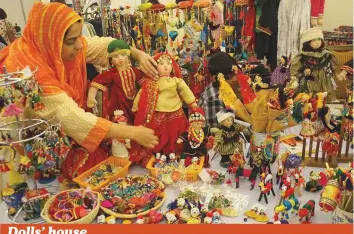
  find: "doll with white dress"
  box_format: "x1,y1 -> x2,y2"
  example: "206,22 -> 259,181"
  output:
111,110 -> 131,158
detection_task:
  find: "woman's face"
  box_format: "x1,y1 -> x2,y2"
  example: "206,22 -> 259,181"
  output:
157,57 -> 173,77
61,22 -> 83,62
310,39 -> 322,50
111,54 -> 129,69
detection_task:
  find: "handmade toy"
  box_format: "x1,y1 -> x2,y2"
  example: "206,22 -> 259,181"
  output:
2,182 -> 29,216
258,173 -> 276,204
214,109 -> 244,168
322,132 -> 340,163
46,189 -> 98,223
131,52 -> 197,165
111,110 -> 131,158
292,93 -> 313,124
106,216 -> 116,224
100,175 -> 165,218
298,200 -> 316,223
305,171 -> 323,192
22,188 -> 49,221
178,108 -> 211,168
187,206 -> 202,224
209,0 -> 224,43
97,214 -> 106,224
208,190 -> 237,217
87,39 -> 144,122
290,28 -> 341,102
310,0 -> 325,27
271,56 -> 290,86
274,197 -> 300,220
228,153 -> 253,189
83,164 -> 122,187
255,209 -> 269,223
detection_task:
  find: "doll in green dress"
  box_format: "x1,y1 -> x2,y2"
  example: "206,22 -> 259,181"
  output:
290,28 -> 342,102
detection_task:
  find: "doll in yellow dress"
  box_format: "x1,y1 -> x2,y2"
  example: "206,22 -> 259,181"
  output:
131,53 -> 197,165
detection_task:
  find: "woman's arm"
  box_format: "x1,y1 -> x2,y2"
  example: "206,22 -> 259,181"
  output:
38,91 -> 158,151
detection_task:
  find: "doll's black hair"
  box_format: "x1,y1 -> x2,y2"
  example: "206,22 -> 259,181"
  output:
280,56 -> 288,73
318,106 -> 340,133
209,52 -> 241,88
302,39 -> 325,52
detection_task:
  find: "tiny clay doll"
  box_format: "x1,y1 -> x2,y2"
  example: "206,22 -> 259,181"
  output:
271,56 -> 290,86
111,110 -> 131,158
87,39 -> 144,123
290,28 -> 341,102
131,52 -> 197,165
214,109 -> 244,168
178,108 -> 211,168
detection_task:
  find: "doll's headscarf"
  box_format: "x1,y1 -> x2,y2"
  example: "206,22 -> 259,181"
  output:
134,52 -> 182,126
0,2 -> 88,107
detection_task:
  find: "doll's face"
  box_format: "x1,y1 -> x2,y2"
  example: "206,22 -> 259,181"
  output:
222,116 -> 234,128
192,122 -> 205,132
310,38 -> 322,50
112,54 -> 130,69
280,57 -> 285,65
157,56 -> 173,77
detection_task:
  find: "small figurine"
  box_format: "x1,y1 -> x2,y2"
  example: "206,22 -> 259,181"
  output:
214,109 -> 244,168
168,153 -> 178,167
166,211 -> 179,224
271,56 -> 290,86
322,132 -> 340,161
255,209 -> 269,223
300,119 -> 316,137
186,157 -> 200,173
244,207 -> 258,221
178,108 -> 211,168
276,162 -> 284,185
298,200 -> 316,224
204,212 -> 213,224
97,214 -> 106,224
22,188 -> 49,221
111,110 -> 131,158
274,197 -> 300,220
105,216 -> 116,224
187,206 -> 201,224
258,173 -> 275,204
135,216 -> 145,224
212,210 -> 223,224
228,153 -> 253,189
294,173 -> 305,197
290,28 -> 341,102
305,171 -> 323,192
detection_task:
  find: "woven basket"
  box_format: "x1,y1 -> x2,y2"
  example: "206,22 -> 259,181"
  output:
100,176 -> 166,219
73,157 -> 131,191
40,189 -> 100,224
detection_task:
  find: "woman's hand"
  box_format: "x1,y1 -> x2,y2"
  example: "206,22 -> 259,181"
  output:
131,48 -> 159,79
87,97 -> 97,108
132,126 -> 159,149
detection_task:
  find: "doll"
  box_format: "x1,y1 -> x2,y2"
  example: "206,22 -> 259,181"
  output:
338,59 -> 353,82
209,0 -> 224,43
290,28 -> 341,102
300,118 -> 315,137
305,171 -> 323,192
111,110 -> 131,158
271,56 -> 290,86
214,109 -> 244,168
292,93 -> 313,123
178,108 -> 211,168
314,106 -> 340,135
131,52 -> 197,165
87,39 -> 144,123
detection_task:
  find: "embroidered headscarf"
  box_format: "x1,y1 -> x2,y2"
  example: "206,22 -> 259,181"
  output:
0,2 -> 87,107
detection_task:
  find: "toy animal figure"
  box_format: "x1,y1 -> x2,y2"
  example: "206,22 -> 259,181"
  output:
187,206 -> 201,224
258,174 -> 276,204
228,153 -> 253,189
298,200 -> 316,224
274,197 -> 300,220
294,174 -> 305,197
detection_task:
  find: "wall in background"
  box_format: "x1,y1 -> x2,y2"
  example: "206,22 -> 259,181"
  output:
1,0 -> 353,34
322,0 -> 353,31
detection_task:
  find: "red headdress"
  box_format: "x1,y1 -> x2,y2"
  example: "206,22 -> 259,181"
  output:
189,107 -> 206,123
153,52 -> 182,78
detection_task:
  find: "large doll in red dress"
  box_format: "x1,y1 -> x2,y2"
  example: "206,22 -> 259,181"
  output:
130,53 -> 198,165
87,39 -> 144,123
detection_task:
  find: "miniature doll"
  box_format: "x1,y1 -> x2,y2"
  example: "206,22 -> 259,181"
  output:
131,52 -> 197,165
300,118 -> 315,137
305,171 -> 323,192
97,214 -> 106,224
338,59 -> 353,82
209,0 -> 224,43
214,109 -> 244,168
204,213 -> 213,224
292,93 -> 313,123
228,153 -> 253,189
105,216 -> 116,224
168,153 -> 178,167
178,108 -> 211,168
244,207 -> 258,220
271,56 -> 290,86
290,28 -> 341,102
87,39 -> 144,123
166,211 -> 179,224
322,132 -> 340,160
111,110 -> 131,158
310,0 -> 325,27
255,209 -> 269,223
314,106 -> 341,135
212,211 -> 222,224
187,206 -> 201,224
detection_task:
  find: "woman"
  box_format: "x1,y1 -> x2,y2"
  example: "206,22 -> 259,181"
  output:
0,8 -> 16,44
0,2 -> 159,180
